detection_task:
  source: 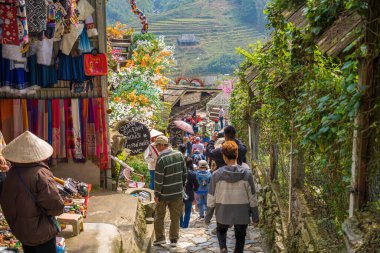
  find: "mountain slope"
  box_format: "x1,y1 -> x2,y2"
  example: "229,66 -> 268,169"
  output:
106,0 -> 268,76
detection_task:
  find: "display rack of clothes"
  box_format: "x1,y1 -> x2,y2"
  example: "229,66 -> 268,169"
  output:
0,0 -> 99,95
0,98 -> 109,169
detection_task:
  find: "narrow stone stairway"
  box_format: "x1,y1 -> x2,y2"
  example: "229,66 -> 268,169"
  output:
152,212 -> 266,253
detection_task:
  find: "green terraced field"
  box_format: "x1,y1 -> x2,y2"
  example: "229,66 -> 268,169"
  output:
107,0 -> 267,75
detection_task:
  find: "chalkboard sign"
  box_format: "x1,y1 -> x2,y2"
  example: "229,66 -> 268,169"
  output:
118,122 -> 151,155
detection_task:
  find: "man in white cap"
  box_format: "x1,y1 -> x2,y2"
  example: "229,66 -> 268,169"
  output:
144,129 -> 164,190
0,131 -> 64,253
153,135 -> 187,248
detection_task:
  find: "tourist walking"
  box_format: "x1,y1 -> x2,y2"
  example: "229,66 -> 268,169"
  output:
180,157 -> 199,228
205,141 -> 259,253
192,149 -> 205,166
219,106 -> 225,129
0,131 -> 64,253
153,136 -> 187,247
183,137 -> 193,157
214,118 -> 221,133
206,125 -> 247,170
192,136 -> 205,155
195,160 -> 211,220
144,129 -> 163,190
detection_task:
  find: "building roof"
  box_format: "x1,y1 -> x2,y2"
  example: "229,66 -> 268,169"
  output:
207,92 -> 230,108
245,6 -> 363,91
177,34 -> 199,43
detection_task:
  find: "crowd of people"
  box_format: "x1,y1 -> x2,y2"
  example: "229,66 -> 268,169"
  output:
145,122 -> 259,253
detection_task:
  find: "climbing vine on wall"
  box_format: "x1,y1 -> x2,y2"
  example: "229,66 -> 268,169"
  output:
232,0 -> 366,238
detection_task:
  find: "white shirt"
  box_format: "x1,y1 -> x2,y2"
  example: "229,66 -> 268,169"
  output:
219,108 -> 225,117
144,144 -> 160,170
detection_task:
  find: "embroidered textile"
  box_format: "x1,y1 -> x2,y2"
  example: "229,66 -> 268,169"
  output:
16,0 -> 29,53
0,2 -> 19,45
26,0 -> 48,34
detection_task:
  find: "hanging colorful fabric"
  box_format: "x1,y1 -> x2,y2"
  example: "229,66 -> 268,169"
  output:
84,50 -> 108,76
26,0 -> 48,34
0,1 -> 20,45
16,0 -> 30,53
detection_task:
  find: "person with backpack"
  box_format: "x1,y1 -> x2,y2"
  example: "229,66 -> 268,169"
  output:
180,158 -> 199,228
191,149 -> 205,166
205,141 -> 259,253
191,137 -> 205,155
196,160 -> 211,220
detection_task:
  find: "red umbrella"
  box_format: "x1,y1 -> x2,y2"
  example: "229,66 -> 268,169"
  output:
174,120 -> 194,134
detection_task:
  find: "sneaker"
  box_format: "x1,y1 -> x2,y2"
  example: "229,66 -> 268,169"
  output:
153,239 -> 166,246
199,216 -> 205,221
170,239 -> 178,247
220,249 -> 228,253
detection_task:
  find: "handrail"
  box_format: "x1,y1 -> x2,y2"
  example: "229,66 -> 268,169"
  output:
110,155 -> 135,172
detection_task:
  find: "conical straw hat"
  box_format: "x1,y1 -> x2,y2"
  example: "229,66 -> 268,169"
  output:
2,131 -> 53,164
150,129 -> 163,138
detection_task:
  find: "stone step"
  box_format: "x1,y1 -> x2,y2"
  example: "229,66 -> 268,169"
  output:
61,223 -> 122,253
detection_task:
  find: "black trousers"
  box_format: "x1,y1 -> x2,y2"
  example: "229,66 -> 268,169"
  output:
22,237 -> 56,253
216,223 -> 248,253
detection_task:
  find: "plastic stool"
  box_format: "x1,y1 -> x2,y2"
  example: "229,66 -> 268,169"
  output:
57,213 -> 84,236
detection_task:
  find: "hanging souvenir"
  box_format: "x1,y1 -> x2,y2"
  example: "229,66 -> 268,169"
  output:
35,38 -> 54,65
60,24 -> 84,55
16,0 -> 30,53
26,0 -> 48,34
85,16 -> 98,37
84,50 -> 108,76
0,2 -> 20,45
2,44 -> 26,62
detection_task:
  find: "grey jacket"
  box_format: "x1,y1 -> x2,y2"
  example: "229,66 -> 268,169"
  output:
205,165 -> 259,225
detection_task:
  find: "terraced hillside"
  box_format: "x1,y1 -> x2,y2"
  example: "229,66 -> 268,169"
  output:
107,0 -> 268,75
149,17 -> 265,76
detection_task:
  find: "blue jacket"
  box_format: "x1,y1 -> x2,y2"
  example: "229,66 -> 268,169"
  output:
196,170 -> 212,195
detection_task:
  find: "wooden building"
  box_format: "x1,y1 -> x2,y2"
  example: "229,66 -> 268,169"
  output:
177,34 -> 199,46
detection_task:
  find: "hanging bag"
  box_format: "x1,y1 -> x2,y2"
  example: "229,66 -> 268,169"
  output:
84,49 -> 108,76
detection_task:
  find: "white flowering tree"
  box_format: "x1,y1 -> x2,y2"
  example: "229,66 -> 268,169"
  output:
107,31 -> 175,130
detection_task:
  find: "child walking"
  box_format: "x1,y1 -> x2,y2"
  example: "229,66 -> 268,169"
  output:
196,160 -> 212,220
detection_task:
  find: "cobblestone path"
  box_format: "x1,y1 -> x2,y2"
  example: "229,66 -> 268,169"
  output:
152,212 -> 266,253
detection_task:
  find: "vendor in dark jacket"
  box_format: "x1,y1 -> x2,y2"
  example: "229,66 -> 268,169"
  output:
0,131 -> 64,253
180,157 -> 199,228
206,125 -> 247,169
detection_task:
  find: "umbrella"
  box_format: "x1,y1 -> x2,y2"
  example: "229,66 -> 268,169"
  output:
174,120 -> 194,134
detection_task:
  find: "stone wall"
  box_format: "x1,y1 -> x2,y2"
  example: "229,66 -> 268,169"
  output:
254,165 -> 333,253
343,213 -> 380,253
255,166 -> 287,253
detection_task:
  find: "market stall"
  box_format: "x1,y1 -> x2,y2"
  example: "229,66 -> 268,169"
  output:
0,0 -> 110,184
0,0 -> 108,252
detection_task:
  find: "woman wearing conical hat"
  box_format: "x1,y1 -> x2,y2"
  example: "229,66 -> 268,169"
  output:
0,131 -> 64,253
